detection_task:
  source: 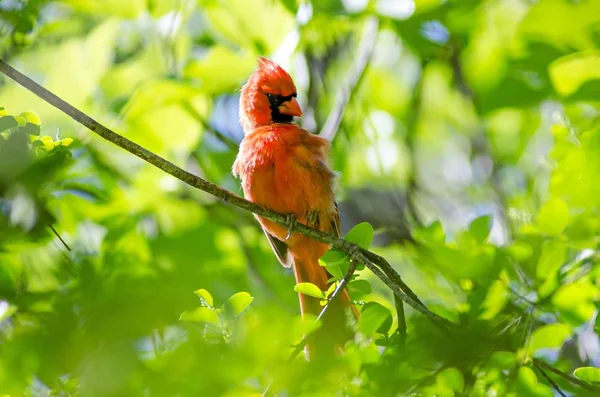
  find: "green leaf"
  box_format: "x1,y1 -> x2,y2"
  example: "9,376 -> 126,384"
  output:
345,222 -> 374,249
18,123 -> 41,136
320,248 -> 347,264
194,288 -> 214,307
538,198 -> 570,236
573,367 -> 600,383
549,50 -> 600,97
479,279 -> 508,320
413,220 -> 445,244
526,323 -> 572,357
469,215 -> 493,243
223,292 -> 254,317
536,240 -> 566,279
552,282 -> 597,327
179,307 -> 220,325
294,283 -> 325,299
516,367 -> 553,397
359,302 -> 392,336
349,279 -> 372,296
437,368 -> 464,391
0,116 -> 18,133
279,0 -> 297,14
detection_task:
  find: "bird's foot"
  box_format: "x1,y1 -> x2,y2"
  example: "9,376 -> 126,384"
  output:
285,213 -> 297,240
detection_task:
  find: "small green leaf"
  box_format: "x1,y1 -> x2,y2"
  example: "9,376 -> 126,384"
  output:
326,264 -> 344,280
469,215 -> 493,243
526,323 -> 571,357
413,220 -> 445,244
19,111 -> 41,126
0,116 -> 18,133
194,288 -> 214,307
223,292 -> 254,317
325,282 -> 336,298
516,367 -> 553,397
359,302 -> 392,336
479,279 -> 508,320
18,123 -> 41,136
179,307 -> 219,325
573,367 -> 600,383
437,368 -> 464,391
549,50 -> 600,97
294,282 -> 325,299
345,222 -> 374,249
538,198 -> 570,236
320,248 -> 347,264
536,240 -> 566,279
349,279 -> 372,296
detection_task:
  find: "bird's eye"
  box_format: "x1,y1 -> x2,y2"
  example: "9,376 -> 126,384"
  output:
266,93 -> 276,101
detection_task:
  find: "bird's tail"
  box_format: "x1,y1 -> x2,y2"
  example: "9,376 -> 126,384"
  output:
292,251 -> 359,360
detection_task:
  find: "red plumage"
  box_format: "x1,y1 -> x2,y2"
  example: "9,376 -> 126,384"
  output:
233,58 -> 358,359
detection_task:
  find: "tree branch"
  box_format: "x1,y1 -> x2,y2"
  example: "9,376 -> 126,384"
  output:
532,360 -> 567,397
0,58 -> 451,330
532,358 -> 600,394
319,16 -> 379,141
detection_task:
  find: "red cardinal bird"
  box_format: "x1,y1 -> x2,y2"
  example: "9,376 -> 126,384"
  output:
233,57 -> 358,359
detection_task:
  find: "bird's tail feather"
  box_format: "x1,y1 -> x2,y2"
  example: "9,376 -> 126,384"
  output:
292,253 -> 359,360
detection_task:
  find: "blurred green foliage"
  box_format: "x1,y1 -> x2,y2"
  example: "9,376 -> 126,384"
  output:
1,0 -> 600,396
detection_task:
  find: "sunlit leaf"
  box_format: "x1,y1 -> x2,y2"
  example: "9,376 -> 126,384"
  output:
359,302 -> 392,336
294,283 -> 325,299
223,292 -> 254,317
573,367 -> 600,384
345,222 -> 374,249
538,198 -> 570,236
194,288 -> 214,307
526,324 -> 572,357
515,367 -> 553,397
179,307 -> 220,325
536,240 -> 566,279
469,214 -> 493,244
479,279 -> 508,320
549,51 -> 600,98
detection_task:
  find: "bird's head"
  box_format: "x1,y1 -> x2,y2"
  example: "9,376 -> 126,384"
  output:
239,57 -> 302,133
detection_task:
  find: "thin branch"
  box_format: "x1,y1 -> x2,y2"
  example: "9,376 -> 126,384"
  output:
532,360 -> 567,397
319,17 -> 379,141
532,358 -> 600,394
393,294 -> 406,346
289,260 -> 358,362
0,58 -> 451,330
49,224 -> 71,251
262,261 -> 358,397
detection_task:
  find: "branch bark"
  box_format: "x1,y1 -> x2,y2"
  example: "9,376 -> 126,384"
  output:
0,58 -> 450,329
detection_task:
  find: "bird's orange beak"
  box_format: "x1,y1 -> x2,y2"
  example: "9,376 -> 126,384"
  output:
278,97 -> 302,117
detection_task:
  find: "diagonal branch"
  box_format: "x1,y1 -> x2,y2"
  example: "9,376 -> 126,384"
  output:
263,261 -> 358,396
532,358 -> 600,394
288,260 -> 358,363
319,16 -> 379,141
532,360 -> 567,397
0,58 -> 450,330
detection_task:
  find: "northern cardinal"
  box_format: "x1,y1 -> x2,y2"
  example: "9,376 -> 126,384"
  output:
233,58 -> 358,359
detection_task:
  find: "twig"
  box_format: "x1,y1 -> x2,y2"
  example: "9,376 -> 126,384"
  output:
262,261 -> 358,397
393,294 -> 406,346
0,58 -> 451,329
532,360 -> 567,397
532,358 -> 600,394
289,260 -> 358,362
319,17 -> 379,141
49,224 -> 71,251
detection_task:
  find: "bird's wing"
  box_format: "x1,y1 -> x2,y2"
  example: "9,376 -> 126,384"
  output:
261,225 -> 292,268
